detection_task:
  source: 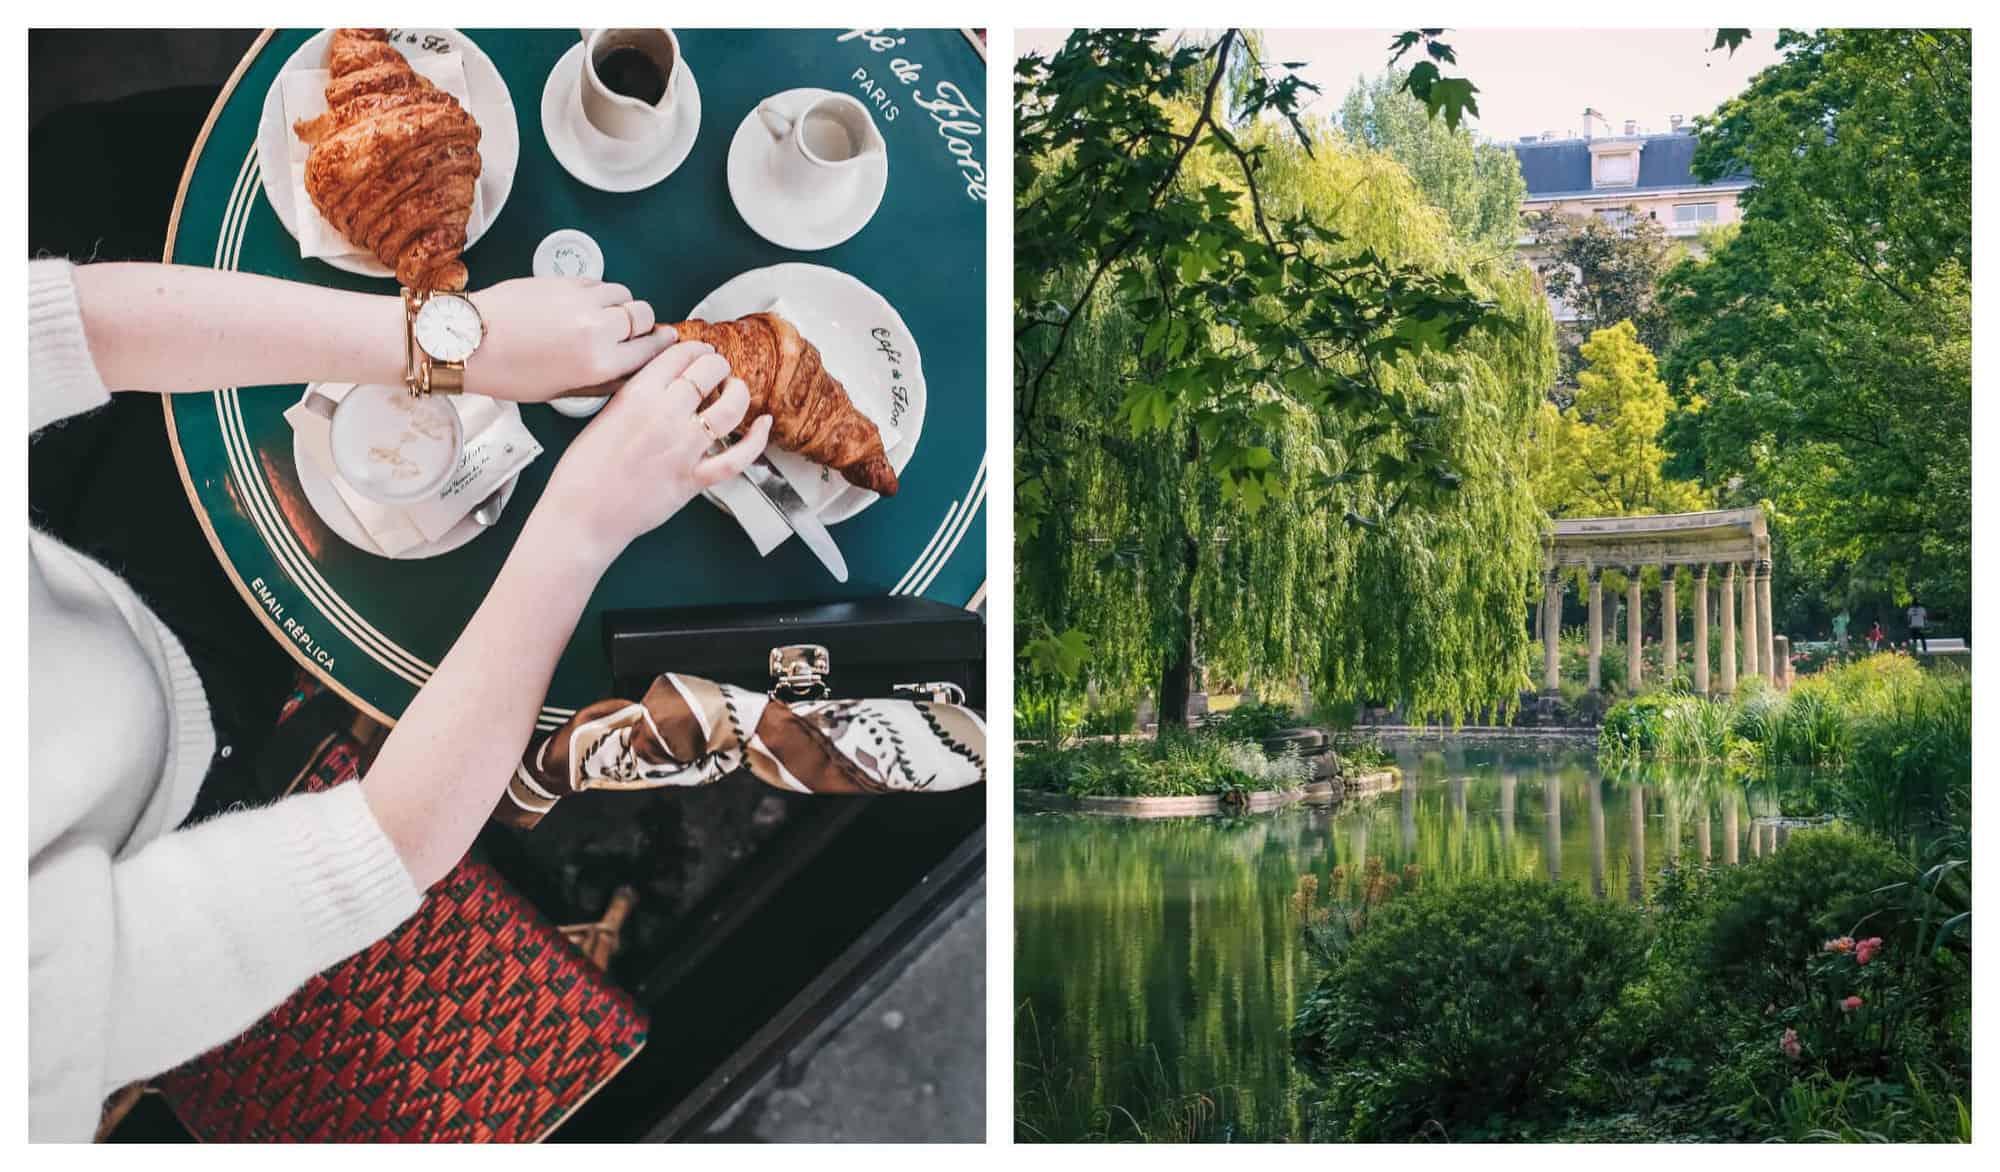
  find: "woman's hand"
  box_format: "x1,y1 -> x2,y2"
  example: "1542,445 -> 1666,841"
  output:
535,341 -> 774,563
465,277 -> 674,402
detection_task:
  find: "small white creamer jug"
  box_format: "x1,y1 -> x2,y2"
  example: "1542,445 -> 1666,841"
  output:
756,92 -> 885,197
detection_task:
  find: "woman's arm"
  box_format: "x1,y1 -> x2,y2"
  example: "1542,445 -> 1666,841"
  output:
68,262 -> 672,401
359,345 -> 772,888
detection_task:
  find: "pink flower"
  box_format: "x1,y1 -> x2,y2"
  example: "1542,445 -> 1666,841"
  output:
1855,937 -> 1883,966
1779,1028 -> 1802,1059
1824,936 -> 1856,954
1841,995 -> 1865,1012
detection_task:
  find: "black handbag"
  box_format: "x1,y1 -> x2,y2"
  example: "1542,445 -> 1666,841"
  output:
601,595 -> 986,709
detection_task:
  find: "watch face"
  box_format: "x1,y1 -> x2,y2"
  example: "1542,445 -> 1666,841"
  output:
414,294 -> 483,363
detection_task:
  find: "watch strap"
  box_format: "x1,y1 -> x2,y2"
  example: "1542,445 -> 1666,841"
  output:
402,287 -> 429,396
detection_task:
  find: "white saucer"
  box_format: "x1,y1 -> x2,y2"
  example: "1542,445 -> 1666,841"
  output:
727,87 -> 888,251
292,391 -> 523,559
258,28 -> 519,280
542,42 -> 702,193
688,263 -> 923,524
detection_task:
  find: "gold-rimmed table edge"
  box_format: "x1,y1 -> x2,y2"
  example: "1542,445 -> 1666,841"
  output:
161,29 -> 987,734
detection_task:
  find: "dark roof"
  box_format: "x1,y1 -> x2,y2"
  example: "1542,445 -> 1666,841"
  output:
1509,130 -> 1749,199
1514,140 -> 1592,195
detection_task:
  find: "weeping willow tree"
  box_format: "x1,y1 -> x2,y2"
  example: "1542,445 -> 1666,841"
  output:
1017,60 -> 1555,725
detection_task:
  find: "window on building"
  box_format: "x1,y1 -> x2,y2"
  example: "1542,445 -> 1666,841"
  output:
1593,152 -> 1636,186
1594,207 -> 1634,228
1674,202 -> 1719,224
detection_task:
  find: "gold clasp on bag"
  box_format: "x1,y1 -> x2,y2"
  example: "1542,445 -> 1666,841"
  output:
895,681 -> 966,705
770,644 -> 831,700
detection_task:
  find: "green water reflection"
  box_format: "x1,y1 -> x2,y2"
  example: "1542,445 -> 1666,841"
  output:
1014,744 -> 1803,1141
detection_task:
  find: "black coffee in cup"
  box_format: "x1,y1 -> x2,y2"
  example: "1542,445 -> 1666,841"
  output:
594,45 -> 668,106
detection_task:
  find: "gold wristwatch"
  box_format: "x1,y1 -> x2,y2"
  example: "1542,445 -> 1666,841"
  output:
402,288 -> 485,396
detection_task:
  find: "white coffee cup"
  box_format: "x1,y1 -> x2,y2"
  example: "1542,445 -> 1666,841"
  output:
307,384 -> 465,505
756,92 -> 885,197
573,28 -> 680,171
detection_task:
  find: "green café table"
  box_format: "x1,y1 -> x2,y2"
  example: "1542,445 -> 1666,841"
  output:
164,28 -> 987,731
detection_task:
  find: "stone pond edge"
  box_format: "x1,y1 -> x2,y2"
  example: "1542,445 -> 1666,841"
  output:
1015,768 -> 1402,819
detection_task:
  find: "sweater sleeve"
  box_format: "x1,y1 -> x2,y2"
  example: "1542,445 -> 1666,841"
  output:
93,783 -> 422,1088
29,258 -> 114,433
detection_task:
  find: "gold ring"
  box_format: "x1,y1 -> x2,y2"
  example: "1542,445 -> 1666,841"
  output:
697,413 -> 721,443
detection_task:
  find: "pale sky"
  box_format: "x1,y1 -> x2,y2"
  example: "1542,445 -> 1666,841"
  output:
1018,29 -> 1788,142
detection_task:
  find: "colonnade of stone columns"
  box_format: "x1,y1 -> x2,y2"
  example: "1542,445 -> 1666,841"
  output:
1539,560 -> 1779,696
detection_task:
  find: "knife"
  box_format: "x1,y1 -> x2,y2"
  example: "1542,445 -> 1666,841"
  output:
728,450 -> 850,583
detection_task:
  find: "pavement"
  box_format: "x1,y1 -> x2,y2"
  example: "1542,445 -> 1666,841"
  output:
706,886 -> 986,1142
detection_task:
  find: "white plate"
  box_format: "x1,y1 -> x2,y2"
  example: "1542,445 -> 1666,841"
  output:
258,28 -> 519,280
291,390 -> 523,559
542,41 -> 702,194
726,87 -> 888,251
687,263 -> 923,524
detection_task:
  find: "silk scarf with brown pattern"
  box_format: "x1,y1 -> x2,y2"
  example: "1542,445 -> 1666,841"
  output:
495,673 -> 985,829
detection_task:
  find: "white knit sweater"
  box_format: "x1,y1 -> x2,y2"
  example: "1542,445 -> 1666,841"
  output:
28,260 -> 422,1142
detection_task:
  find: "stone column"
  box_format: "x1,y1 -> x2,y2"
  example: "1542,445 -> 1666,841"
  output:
1589,774 -> 1607,900
1664,787 -> 1682,870
1773,635 -> 1791,690
1542,569 -> 1562,693
1587,567 -> 1604,691
1629,785 -> 1647,904
1626,567 -> 1643,690
1660,565 -> 1678,686
1722,793 -> 1740,865
1718,562 -> 1738,696
1692,564 -> 1711,696
1756,558 -> 1777,682
1545,777 -> 1562,881
1740,561 -> 1760,679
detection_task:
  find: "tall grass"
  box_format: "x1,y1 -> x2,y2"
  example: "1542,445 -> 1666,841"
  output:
1838,671 -> 1971,844
1016,1001 -> 1252,1142
1599,654 -> 1970,844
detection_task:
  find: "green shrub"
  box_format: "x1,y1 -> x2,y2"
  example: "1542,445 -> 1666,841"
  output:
1293,879 -> 1646,1139
1598,691 -> 1682,757
1559,629 -> 1629,694
1016,687 -> 1083,747
1077,702 -> 1137,737
1016,729 -> 1304,798
1207,699 -> 1300,742
1700,829 -> 1908,1008
1332,735 -> 1392,771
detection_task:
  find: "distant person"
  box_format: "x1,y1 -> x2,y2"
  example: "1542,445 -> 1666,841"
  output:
1869,621 -> 1885,653
1832,609 -> 1851,653
1906,599 -> 1930,653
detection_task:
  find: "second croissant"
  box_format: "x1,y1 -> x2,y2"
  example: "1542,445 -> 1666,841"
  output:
669,313 -> 899,498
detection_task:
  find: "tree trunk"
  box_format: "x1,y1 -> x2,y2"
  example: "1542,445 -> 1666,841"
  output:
1159,618 -> 1195,728
1158,426 -> 1203,728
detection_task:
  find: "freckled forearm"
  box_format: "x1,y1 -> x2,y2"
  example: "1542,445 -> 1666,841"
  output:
72,263 -> 406,393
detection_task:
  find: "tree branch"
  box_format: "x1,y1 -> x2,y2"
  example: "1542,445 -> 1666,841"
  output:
1018,30 -> 1239,441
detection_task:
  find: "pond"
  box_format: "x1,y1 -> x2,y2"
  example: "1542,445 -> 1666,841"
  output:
1013,742 -> 1810,1142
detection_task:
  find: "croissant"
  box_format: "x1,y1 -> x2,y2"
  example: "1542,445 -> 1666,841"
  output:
670,313 -> 899,497
293,28 -> 481,291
